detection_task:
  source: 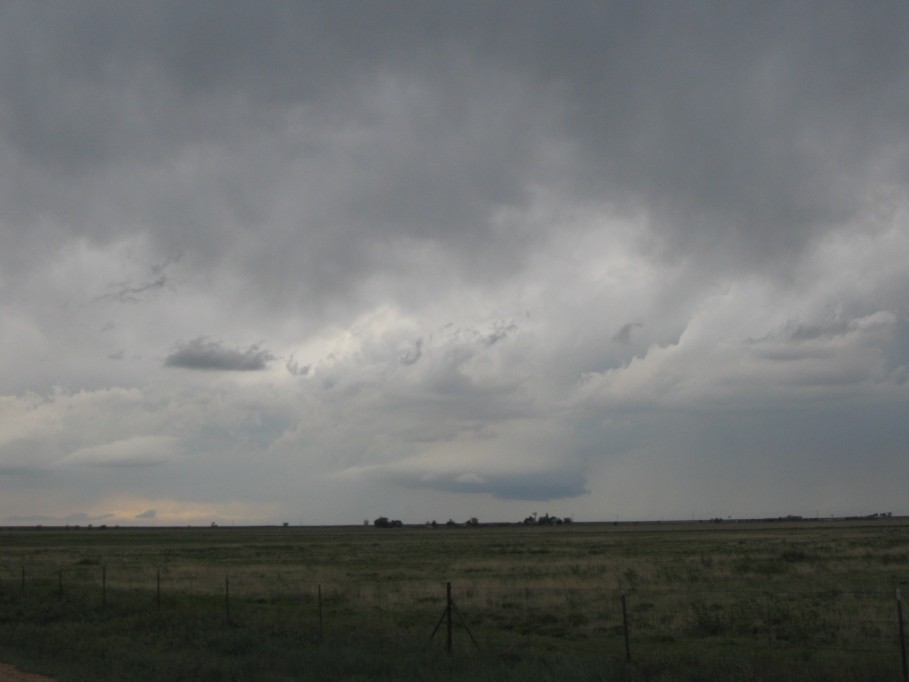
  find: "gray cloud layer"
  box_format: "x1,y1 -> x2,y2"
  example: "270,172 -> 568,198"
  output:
0,2 -> 906,524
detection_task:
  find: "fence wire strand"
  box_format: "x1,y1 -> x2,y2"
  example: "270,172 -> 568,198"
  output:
1,562 -> 906,675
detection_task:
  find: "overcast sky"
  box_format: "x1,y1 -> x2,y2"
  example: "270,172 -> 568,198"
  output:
2,2 -> 908,526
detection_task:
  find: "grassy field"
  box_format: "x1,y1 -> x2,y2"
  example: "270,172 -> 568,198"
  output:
0,518 -> 907,680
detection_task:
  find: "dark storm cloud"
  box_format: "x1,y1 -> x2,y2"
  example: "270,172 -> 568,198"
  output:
1,3 -> 907,524
165,338 -> 274,372
4,2 -> 904,306
390,467 -> 588,502
450,471 -> 588,502
530,2 -> 909,268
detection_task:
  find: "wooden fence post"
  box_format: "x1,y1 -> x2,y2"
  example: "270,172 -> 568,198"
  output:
428,581 -> 455,653
446,582 -> 453,655
317,584 -> 323,642
898,589 -> 907,682
225,576 -> 231,625
525,587 -> 531,649
621,593 -> 631,663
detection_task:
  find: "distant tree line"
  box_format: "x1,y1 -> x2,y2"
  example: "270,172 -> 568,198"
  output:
368,513 -> 574,528
710,512 -> 896,524
522,512 -> 572,526
844,512 -> 893,521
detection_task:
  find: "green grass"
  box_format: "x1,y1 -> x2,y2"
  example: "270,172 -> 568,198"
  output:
0,520 -> 907,680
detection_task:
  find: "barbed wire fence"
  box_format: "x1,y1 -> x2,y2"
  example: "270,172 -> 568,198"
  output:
3,562 -> 908,678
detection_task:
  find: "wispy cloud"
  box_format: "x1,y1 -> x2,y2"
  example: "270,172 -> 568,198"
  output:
94,259 -> 176,304
285,353 -> 311,376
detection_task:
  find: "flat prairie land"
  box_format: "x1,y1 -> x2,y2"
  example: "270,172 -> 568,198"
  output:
0,519 -> 907,681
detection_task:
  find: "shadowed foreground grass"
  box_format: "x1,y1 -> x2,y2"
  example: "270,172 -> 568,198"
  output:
0,520 -> 907,680
0,593 -> 895,682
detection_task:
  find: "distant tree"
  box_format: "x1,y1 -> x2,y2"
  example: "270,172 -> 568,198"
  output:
373,517 -> 403,528
466,517 -> 479,527
446,519 -> 458,527
524,513 -> 566,526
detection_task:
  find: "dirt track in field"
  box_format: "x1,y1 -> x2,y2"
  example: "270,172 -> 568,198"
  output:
0,664 -> 54,682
